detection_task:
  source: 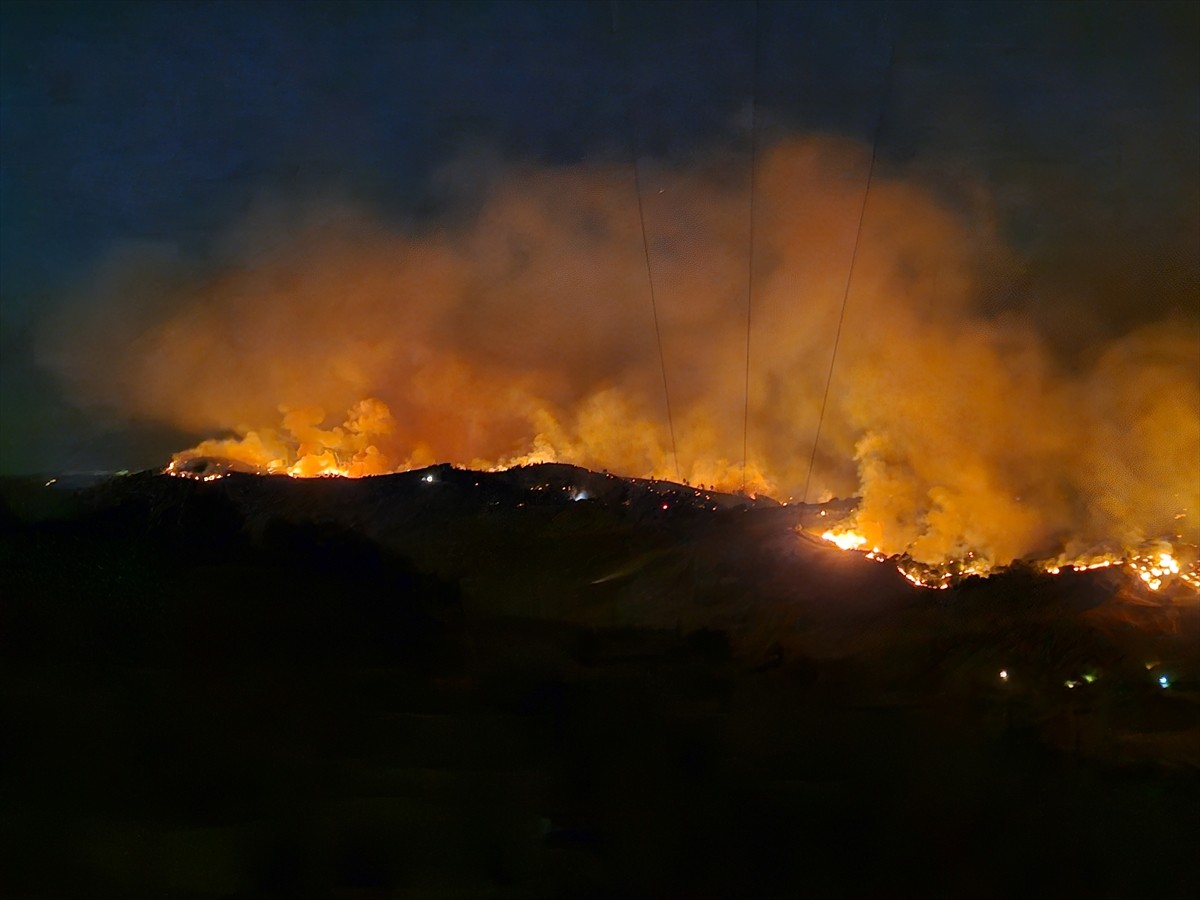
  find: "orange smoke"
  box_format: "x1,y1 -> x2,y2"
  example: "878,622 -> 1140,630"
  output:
178,398 -> 397,477
39,136 -> 1200,570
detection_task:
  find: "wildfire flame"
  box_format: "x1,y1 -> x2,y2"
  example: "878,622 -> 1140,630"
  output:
39,139 -> 1195,583
166,398 -> 397,480
816,526 -> 1200,594
164,394 -> 777,495
820,529 -> 870,552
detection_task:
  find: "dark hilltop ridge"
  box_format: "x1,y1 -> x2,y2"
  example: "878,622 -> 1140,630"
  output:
1,464 -> 1197,898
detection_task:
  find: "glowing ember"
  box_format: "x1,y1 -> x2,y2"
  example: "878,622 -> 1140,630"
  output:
1129,551 -> 1180,591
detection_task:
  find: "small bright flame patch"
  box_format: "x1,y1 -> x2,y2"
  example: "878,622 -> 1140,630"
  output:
821,529 -> 868,552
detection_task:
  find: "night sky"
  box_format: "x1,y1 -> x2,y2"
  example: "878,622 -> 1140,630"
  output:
1,0 -> 1197,475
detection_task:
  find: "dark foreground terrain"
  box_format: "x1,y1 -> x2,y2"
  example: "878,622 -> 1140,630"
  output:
2,466 -> 1197,898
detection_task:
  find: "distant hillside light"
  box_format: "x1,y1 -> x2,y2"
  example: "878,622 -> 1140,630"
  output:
1158,675 -> 1170,689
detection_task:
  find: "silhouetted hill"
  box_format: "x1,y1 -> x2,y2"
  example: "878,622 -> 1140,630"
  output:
1,466 -> 1196,898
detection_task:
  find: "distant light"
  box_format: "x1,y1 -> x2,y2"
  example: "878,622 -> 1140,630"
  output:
999,670 -> 1008,681
1064,680 -> 1080,689
661,503 -> 669,510
423,474 -> 434,483
44,478 -> 57,486
1159,675 -> 1170,689
1082,673 -> 1097,684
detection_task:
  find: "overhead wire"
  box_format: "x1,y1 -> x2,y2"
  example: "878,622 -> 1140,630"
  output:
802,41 -> 895,504
613,2 -> 680,483
741,0 -> 760,494
630,136 -> 681,484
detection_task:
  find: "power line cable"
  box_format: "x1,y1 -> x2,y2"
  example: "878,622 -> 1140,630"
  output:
803,42 -> 895,504
741,0 -> 760,494
630,138 -> 681,483
613,3 -> 680,483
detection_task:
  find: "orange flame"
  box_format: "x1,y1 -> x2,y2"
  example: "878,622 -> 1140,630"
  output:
816,524 -> 1199,594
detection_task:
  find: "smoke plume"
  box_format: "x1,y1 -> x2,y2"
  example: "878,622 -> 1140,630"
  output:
39,136 -> 1199,568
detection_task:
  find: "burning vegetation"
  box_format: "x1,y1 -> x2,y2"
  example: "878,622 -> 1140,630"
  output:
816,525 -> 1198,594
41,138 -> 1198,593
167,398 -> 398,479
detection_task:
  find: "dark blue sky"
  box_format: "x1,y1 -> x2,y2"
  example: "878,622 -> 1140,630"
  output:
1,0 -> 1197,473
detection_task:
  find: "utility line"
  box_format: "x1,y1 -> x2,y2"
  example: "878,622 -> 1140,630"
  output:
803,42 -> 895,504
614,3 -> 680,482
741,0 -> 760,494
630,143 -> 681,483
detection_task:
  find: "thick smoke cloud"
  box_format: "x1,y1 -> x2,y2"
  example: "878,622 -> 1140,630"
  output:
39,136 -> 1199,567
